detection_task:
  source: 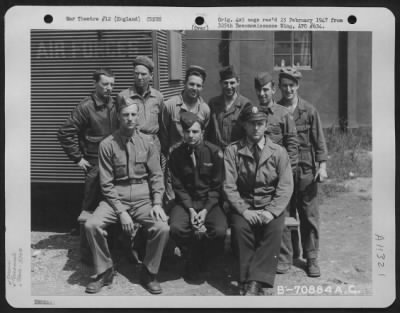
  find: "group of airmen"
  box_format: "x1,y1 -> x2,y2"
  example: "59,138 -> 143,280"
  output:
58,55 -> 328,296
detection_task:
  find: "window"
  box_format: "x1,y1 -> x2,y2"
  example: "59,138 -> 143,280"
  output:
274,31 -> 312,69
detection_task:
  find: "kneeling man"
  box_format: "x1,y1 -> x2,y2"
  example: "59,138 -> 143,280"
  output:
84,96 -> 169,294
223,103 -> 293,295
169,112 -> 227,282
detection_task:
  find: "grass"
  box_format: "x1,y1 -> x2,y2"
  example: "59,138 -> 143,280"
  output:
324,126 -> 372,181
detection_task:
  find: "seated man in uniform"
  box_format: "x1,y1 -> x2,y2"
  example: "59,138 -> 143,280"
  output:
223,103 -> 293,296
84,96 -> 169,294
169,112 -> 227,283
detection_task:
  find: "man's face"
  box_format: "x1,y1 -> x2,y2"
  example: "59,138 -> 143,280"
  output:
243,119 -> 267,143
133,65 -> 152,89
221,77 -> 239,98
119,104 -> 139,131
183,121 -> 203,147
279,77 -> 299,101
256,81 -> 275,105
95,75 -> 114,98
184,75 -> 203,100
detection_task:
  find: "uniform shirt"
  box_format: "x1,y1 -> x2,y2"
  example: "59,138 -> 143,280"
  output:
159,94 -> 210,155
207,93 -> 251,149
223,136 -> 293,217
98,129 -> 164,214
260,101 -> 298,171
278,97 -> 328,167
58,93 -> 118,162
169,141 -> 223,212
117,86 -> 164,135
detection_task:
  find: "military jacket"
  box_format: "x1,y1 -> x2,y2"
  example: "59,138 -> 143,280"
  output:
169,141 -> 223,212
207,94 -> 251,149
278,97 -> 328,168
223,136 -> 293,217
57,93 -> 118,162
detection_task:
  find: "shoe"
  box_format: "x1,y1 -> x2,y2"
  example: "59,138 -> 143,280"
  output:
140,266 -> 162,294
276,263 -> 291,274
85,267 -> 114,293
239,281 -> 248,295
245,281 -> 264,296
306,258 -> 321,277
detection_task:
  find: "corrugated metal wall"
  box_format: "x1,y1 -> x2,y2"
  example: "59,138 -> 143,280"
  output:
31,30 -> 185,184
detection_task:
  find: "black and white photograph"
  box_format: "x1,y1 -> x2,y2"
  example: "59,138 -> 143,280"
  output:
4,6 -> 395,308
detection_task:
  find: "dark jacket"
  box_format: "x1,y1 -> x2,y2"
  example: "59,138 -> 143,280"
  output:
57,93 -> 118,162
169,141 -> 224,212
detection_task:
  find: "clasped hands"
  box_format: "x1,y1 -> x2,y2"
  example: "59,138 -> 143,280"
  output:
242,209 -> 274,225
188,207 -> 207,233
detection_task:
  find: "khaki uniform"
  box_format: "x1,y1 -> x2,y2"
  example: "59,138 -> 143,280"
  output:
85,129 -> 169,275
278,97 -> 328,260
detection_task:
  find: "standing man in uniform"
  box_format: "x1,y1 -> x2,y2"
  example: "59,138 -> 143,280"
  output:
254,72 -> 298,274
278,67 -> 328,277
169,112 -> 227,283
224,103 -> 293,296
207,65 -> 252,149
117,56 -> 164,152
84,96 -> 169,294
58,68 -> 118,264
159,65 -> 210,202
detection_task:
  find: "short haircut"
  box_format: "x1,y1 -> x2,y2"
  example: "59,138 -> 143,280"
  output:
255,80 -> 275,90
185,71 -> 205,84
93,68 -> 114,82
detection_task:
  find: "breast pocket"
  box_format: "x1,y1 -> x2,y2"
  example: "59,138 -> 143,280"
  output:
199,164 -> 213,179
134,152 -> 147,176
113,160 -> 127,178
267,122 -> 281,135
149,106 -> 160,125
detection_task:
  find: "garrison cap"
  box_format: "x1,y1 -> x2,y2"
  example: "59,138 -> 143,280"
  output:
279,67 -> 302,83
180,111 -> 204,130
133,55 -> 154,72
254,72 -> 273,90
219,65 -> 238,81
117,95 -> 142,112
240,103 -> 268,122
186,65 -> 207,82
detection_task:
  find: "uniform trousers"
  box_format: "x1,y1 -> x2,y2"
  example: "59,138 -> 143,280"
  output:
80,160 -> 102,263
85,182 -> 169,275
280,164 -> 320,263
169,203 -> 228,258
230,211 -> 284,287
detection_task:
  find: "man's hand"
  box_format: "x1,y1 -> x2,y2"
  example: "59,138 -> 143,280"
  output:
315,161 -> 328,182
119,211 -> 135,235
188,208 -> 198,227
257,210 -> 274,224
77,158 -> 92,173
196,209 -> 207,226
150,204 -> 168,222
242,209 -> 263,225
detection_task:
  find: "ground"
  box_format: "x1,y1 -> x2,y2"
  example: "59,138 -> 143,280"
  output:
31,177 -> 372,297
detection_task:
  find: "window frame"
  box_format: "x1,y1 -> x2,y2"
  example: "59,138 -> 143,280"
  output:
273,31 -> 312,70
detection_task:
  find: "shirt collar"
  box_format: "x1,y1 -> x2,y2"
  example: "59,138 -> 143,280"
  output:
246,135 -> 266,150
129,85 -> 153,98
92,92 -> 112,109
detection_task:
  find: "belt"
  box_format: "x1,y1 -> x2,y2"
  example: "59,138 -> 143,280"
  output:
299,146 -> 312,151
128,178 -> 146,184
116,178 -> 147,185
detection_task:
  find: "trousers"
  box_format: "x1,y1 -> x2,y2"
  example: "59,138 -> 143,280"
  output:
85,183 -> 169,275
279,164 -> 320,263
169,203 -> 228,256
230,211 -> 284,287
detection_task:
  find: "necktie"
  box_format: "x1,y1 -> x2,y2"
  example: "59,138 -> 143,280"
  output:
190,147 -> 197,168
252,144 -> 260,165
126,137 -> 135,177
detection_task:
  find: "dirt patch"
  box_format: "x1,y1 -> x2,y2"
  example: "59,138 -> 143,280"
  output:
31,178 -> 372,297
